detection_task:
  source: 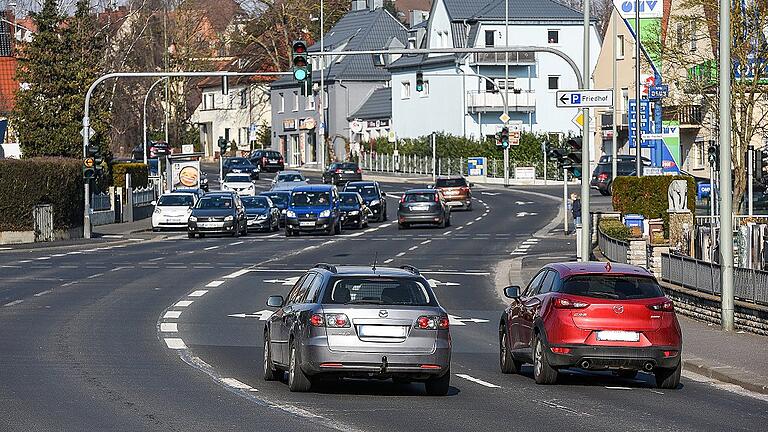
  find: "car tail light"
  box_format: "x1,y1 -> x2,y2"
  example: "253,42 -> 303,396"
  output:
400,195 -> 406,203
416,315 -> 449,330
460,187 -> 469,193
310,314 -> 324,327
356,168 -> 362,174
419,364 -> 441,369
434,194 -> 439,202
320,362 -> 343,368
335,168 -> 343,173
647,301 -> 675,312
663,350 -> 679,358
325,313 -> 350,328
550,347 -> 571,354
598,172 -> 609,181
553,297 -> 590,309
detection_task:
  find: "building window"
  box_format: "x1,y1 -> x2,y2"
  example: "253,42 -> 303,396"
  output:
485,79 -> 496,92
203,93 -> 215,110
616,34 -> 625,60
485,30 -> 495,47
278,93 -> 285,113
621,88 -> 629,112
401,81 -> 411,99
306,95 -> 315,110
547,76 -> 559,90
239,89 -> 248,109
547,30 -> 559,44
419,80 -> 430,97
292,91 -> 299,111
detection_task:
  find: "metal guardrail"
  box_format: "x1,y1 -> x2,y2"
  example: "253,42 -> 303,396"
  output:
661,252 -> 768,306
359,154 -> 562,180
598,229 -> 628,264
132,186 -> 156,207
91,193 -> 111,211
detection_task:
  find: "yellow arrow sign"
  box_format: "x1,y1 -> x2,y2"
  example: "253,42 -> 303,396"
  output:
83,157 -> 95,168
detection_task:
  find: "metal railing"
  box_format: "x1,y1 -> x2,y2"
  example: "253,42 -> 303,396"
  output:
470,51 -> 536,64
132,186 -> 156,207
598,228 -> 628,264
466,90 -> 536,111
91,193 -> 111,211
661,252 -> 768,305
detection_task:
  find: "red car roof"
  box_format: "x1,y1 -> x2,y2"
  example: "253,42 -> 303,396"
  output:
548,261 -> 653,279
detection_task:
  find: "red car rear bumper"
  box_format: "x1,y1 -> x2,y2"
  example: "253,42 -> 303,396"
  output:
546,344 -> 681,370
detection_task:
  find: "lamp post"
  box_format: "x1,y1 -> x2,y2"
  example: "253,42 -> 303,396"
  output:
718,0 -> 734,331
143,77 -> 168,165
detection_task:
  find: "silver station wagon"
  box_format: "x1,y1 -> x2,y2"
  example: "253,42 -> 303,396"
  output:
263,264 -> 452,395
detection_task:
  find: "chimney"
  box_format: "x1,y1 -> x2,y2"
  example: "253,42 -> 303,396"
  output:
351,0 -> 366,11
369,0 -> 383,11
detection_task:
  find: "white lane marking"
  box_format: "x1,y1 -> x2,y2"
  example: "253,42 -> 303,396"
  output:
230,241 -> 244,246
51,254 -> 66,257
455,226 -> 464,230
61,281 -> 78,287
160,323 -> 178,332
164,338 -> 187,349
510,252 -> 526,256
36,256 -> 51,260
129,238 -> 143,242
605,386 -> 633,390
518,245 -> 531,250
365,228 -> 378,233
342,231 -> 365,237
3,300 -> 23,307
467,221 -> 474,225
18,260 -> 31,263
102,234 -> 123,239
396,252 -> 406,257
33,290 -> 52,297
224,269 -> 251,279
163,311 -> 182,319
421,240 -> 432,245
149,257 -> 164,262
87,273 -> 104,279
0,247 -> 11,250
221,378 -> 257,391
523,239 -> 540,245
175,300 -> 194,307
66,251 -> 82,255
264,233 -> 281,238
408,246 -> 419,251
206,280 -> 225,287
189,290 -> 209,297
383,259 -> 394,264
455,374 -> 500,388
203,245 -> 219,251
474,217 -> 482,221
442,230 -> 453,236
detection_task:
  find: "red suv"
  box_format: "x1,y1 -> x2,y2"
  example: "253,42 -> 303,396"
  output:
499,262 -> 682,389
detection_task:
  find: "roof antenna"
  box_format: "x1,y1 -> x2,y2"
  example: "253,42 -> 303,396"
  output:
372,252 -> 378,272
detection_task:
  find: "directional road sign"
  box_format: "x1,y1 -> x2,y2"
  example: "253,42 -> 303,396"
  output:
649,84 -> 669,99
80,126 -> 96,139
83,157 -> 95,168
499,112 -> 510,123
556,90 -> 614,108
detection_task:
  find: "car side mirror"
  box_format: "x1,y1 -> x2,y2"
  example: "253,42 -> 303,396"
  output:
503,286 -> 521,299
469,182 -> 475,187
266,295 -> 284,308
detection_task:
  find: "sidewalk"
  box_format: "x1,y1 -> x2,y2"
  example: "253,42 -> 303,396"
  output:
92,218 -> 152,237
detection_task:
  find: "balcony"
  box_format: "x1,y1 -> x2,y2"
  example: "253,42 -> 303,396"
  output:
662,105 -> 703,127
466,90 -> 536,113
470,51 -> 536,65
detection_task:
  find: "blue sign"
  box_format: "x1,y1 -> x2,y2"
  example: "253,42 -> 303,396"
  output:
467,157 -> 487,177
697,182 -> 712,200
628,99 -> 652,148
648,84 -> 669,99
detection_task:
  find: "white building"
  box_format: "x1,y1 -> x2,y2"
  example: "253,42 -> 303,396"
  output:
389,0 -> 600,145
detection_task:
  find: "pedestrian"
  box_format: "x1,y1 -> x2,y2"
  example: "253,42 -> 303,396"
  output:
571,193 -> 581,227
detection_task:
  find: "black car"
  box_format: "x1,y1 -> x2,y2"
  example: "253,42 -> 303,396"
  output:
250,149 -> 285,172
339,192 -> 371,229
260,190 -> 291,227
242,196 -> 280,232
590,162 -> 637,196
397,189 -> 451,229
597,155 -> 652,165
322,162 -> 362,185
131,141 -> 170,161
344,181 -> 387,222
187,192 -> 248,238
223,157 -> 260,179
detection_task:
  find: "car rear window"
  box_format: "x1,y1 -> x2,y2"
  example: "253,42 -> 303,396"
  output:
404,192 -> 435,203
339,163 -> 358,170
558,275 -> 664,299
157,195 -> 194,206
322,277 -> 434,306
436,178 -> 467,188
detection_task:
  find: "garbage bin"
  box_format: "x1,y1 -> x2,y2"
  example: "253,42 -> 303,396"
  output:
648,218 -> 664,243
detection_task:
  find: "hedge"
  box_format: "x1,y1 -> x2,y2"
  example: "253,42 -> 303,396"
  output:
0,158 -> 84,231
111,162 -> 148,188
611,175 -> 696,232
599,218 -> 631,241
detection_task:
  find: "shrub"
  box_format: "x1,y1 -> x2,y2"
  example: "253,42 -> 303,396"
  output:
111,162 -> 148,188
612,175 -> 696,232
599,219 -> 631,241
0,157 -> 84,231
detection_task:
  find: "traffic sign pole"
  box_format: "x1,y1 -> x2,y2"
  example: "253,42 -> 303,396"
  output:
580,0 -> 590,262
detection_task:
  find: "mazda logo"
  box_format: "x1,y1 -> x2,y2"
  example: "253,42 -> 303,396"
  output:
612,305 -> 624,314
378,310 -> 388,318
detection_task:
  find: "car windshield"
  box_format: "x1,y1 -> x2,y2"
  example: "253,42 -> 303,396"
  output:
346,185 -> 377,197
277,173 -> 304,182
228,158 -> 249,166
197,196 -> 233,209
241,196 -> 269,209
323,278 -> 433,306
225,174 -> 251,183
436,178 -> 467,188
559,275 -> 664,300
157,195 -> 194,206
262,193 -> 288,206
404,193 -> 435,203
291,191 -> 331,206
339,193 -> 360,205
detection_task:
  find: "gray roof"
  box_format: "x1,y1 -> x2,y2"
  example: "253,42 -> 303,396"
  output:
387,53 -> 458,70
443,0 -> 485,20
348,87 -> 391,120
443,0 -> 587,22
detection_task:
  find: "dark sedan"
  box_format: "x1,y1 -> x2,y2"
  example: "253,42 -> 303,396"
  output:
322,162 -> 362,186
250,149 -> 285,172
187,192 -> 248,238
339,192 -> 371,229
223,157 -> 260,179
344,181 -> 387,222
242,196 -> 280,232
260,190 -> 291,227
397,189 -> 451,229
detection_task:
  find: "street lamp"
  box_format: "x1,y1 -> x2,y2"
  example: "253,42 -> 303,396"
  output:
143,77 -> 168,165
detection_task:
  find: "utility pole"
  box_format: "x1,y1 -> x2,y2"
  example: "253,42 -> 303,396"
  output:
143,77 -> 167,165
432,132 -> 436,182
579,0 -> 591,262
611,10 -> 618,181
718,0 -> 734,331
563,167 -> 569,234
320,0 -> 325,167
634,0 -> 642,177
748,145 -> 754,216
503,0 -> 510,188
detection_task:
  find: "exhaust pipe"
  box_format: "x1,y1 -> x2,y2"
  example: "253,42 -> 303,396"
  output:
580,360 -> 591,369
643,361 -> 654,371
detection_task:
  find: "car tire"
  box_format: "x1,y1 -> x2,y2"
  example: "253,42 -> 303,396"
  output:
335,220 -> 342,235
466,203 -> 472,211
424,369 -> 450,396
288,342 -> 312,392
533,337 -> 558,385
599,188 -> 611,196
263,335 -> 278,381
446,215 -> 451,227
654,361 -> 681,389
439,218 -> 446,229
499,326 -> 521,374
187,232 -> 195,238
232,226 -> 239,237
357,217 -> 365,229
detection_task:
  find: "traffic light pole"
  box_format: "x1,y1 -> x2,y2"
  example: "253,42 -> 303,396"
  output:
580,0 -> 591,262
718,0 -> 734,332
143,77 -> 168,165
504,0 -> 510,188
748,145 -> 754,216
634,0 -> 642,178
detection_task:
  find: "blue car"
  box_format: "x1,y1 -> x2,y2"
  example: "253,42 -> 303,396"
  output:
285,185 -> 343,237
339,192 -> 371,229
260,190 -> 291,227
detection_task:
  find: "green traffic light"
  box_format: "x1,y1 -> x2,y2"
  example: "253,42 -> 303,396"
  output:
294,68 -> 307,81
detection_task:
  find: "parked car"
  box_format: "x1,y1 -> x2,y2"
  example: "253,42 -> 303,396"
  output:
344,181 -> 387,222
339,192 -> 371,229
222,173 -> 257,196
242,196 -> 280,232
223,157 -> 260,178
284,185 -> 343,236
151,192 -> 197,231
598,155 -> 652,165
590,162 -> 637,196
397,189 -> 451,229
260,190 -> 291,227
250,149 -> 285,172
432,176 -> 473,211
263,264 -> 452,395
271,170 -> 309,191
187,192 -> 247,238
499,262 -> 682,389
322,162 -> 362,185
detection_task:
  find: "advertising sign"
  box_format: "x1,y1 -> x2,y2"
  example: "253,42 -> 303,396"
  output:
467,157 -> 487,177
613,0 -> 664,19
170,159 -> 200,190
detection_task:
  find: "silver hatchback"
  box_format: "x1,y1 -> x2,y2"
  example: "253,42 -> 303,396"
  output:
263,264 -> 452,395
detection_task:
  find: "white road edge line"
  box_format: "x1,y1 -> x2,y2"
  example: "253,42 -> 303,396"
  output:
221,378 -> 256,391
164,338 -> 187,349
455,374 -> 500,388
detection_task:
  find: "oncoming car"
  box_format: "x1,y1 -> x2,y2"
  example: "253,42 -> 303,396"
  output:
151,192 -> 197,231
222,173 -> 257,196
263,264 -> 452,395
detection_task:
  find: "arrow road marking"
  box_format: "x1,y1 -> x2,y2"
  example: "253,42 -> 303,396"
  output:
228,310 -> 274,320
427,278 -> 460,288
481,192 -> 500,196
456,373 -> 500,388
263,276 -> 301,286
447,314 -> 490,326
516,212 -> 538,217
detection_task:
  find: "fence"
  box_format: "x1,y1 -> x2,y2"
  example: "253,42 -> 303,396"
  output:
597,228 -> 628,264
91,193 -> 112,212
132,186 -> 156,207
661,252 -> 768,306
33,204 -> 54,242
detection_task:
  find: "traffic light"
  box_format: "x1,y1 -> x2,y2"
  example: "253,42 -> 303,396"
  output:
708,143 -> 719,171
563,137 -> 583,178
566,136 -> 582,151
292,41 -> 309,82
500,126 -> 509,149
758,148 -> 768,181
416,71 -> 424,92
85,143 -> 102,178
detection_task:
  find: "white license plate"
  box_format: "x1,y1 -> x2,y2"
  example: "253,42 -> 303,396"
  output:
445,190 -> 458,195
269,159 -> 277,163
358,325 -> 407,338
596,330 -> 640,342
447,201 -> 463,206
299,221 -> 315,227
412,205 -> 430,211
167,218 -> 183,223
344,170 -> 355,174
198,222 -> 222,228
232,169 -> 242,172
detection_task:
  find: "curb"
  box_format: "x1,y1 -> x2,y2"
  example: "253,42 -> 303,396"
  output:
682,358 -> 768,395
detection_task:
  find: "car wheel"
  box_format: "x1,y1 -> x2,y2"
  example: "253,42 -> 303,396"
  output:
187,232 -> 195,238
241,223 -> 248,236
263,335 -> 278,381
499,326 -> 521,374
439,218 -> 446,229
466,203 -> 472,211
654,362 -> 681,389
533,337 -> 558,385
285,228 -> 292,237
288,342 -> 312,392
382,206 -> 387,221
198,233 -> 205,238
232,226 -> 239,237
424,369 -> 450,396
446,215 -> 451,227
616,370 -> 638,379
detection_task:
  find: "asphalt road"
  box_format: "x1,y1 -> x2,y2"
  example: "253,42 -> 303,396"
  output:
1,174 -> 766,432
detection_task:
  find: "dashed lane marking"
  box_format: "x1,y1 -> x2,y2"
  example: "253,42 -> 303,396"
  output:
206,280 -> 225,287
224,269 -> 251,279
396,252 -> 406,257
189,290 -> 208,297
175,300 -> 194,307
442,230 -> 453,236
421,240 -> 432,245
475,217 -> 482,221
18,260 -> 31,263
3,300 -> 23,307
230,241 -> 244,246
164,338 -> 187,349
160,323 -> 178,332
455,374 -> 500,388
203,245 -> 219,251
87,273 -> 104,279
408,246 -> 419,251
36,256 -> 51,260
33,290 -> 52,297
149,257 -> 164,262
383,259 -> 394,264
163,311 -> 182,319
